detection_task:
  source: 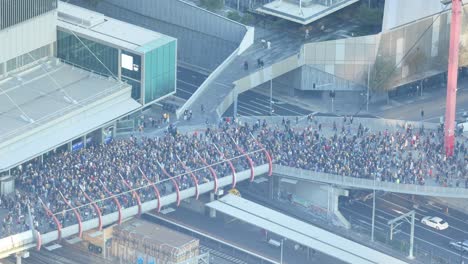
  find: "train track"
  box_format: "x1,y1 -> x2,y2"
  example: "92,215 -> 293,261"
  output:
200,244 -> 249,264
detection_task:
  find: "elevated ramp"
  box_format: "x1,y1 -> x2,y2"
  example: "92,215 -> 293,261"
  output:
207,194 -> 407,264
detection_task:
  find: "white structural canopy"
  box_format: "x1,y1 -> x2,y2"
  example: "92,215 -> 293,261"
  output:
207,194 -> 408,264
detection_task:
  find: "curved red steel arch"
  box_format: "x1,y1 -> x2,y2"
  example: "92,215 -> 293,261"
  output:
198,156 -> 218,193
120,174 -> 142,216
100,181 -> 122,225
81,188 -> 103,230
251,137 -> 273,176
213,146 -> 237,189
36,230 -> 42,251
40,200 -> 62,241
61,194 -> 83,238
139,167 -> 162,213
178,159 -> 200,200
160,166 -> 181,207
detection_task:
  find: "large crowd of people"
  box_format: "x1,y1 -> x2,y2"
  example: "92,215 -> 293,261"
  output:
1,117 -> 466,238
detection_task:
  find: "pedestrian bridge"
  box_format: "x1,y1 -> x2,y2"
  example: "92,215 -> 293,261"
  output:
273,165 -> 468,199
2,163 -> 467,260
0,165 -> 270,260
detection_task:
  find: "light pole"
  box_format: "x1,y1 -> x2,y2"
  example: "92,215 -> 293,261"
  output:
371,174 -> 376,242
270,79 -> 273,115
280,238 -> 286,264
366,63 -> 371,112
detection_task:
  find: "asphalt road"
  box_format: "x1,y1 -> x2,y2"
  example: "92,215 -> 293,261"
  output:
176,67 -> 207,100
176,66 -> 314,116
223,90 -> 313,117
340,192 -> 468,264
376,84 -> 468,123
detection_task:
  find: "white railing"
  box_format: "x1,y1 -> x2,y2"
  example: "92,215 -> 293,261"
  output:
273,165 -> 468,198
0,165 -> 269,258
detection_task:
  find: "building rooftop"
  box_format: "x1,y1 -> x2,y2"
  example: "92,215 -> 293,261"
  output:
115,219 -> 197,250
0,58 -> 140,170
257,0 -> 359,25
57,2 -> 175,52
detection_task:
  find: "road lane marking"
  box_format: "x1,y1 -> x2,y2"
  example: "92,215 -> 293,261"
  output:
390,194 -> 468,227
342,204 -> 468,259
178,79 -> 200,88
355,201 -> 461,240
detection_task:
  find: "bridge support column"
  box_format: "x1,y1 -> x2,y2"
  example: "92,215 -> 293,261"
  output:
209,192 -> 216,218
15,251 -> 29,264
278,178 -> 350,228
327,186 -> 351,229
0,172 -> 15,195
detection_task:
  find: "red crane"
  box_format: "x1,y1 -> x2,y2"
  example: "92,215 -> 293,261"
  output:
444,0 -> 463,156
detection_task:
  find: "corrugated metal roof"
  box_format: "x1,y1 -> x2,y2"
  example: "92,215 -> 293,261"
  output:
207,194 -> 408,264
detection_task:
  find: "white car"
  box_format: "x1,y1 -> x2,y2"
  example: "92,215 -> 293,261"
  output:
421,216 -> 449,230
449,240 -> 468,252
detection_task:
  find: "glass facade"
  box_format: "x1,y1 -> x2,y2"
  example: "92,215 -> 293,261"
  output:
0,0 -> 57,30
57,30 -> 119,77
56,30 -> 177,104
144,40 -> 176,104
6,44 -> 50,72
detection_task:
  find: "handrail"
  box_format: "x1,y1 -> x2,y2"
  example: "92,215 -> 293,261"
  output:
274,165 -> 468,198
80,186 -> 102,231
59,192 -> 83,238
250,134 -> 272,177
99,180 -> 122,225
196,151 -> 218,194
177,155 -> 200,200
39,198 -> 61,241
138,167 -> 162,213
213,144 -> 237,189
0,165 -> 267,258
119,174 -> 142,216
159,163 -> 181,207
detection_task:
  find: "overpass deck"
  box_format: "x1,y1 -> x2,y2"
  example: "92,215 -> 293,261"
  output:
1,163 -> 467,259
206,194 -> 408,264
274,165 -> 468,198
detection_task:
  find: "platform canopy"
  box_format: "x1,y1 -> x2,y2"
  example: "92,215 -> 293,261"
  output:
207,194 -> 408,264
256,0 -> 359,25
0,58 -> 140,171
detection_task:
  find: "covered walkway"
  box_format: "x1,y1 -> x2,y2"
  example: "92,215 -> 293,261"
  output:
206,194 -> 408,264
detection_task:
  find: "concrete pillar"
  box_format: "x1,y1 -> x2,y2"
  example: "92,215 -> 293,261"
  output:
269,176 -> 274,200
15,251 -> 28,264
67,142 -> 72,152
40,154 -> 44,164
117,49 -> 122,80
83,135 -> 87,148
0,172 -> 15,195
209,192 -> 216,218
103,230 -> 106,258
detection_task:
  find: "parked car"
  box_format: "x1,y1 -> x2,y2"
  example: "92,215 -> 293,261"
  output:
421,216 -> 449,230
449,240 -> 468,252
